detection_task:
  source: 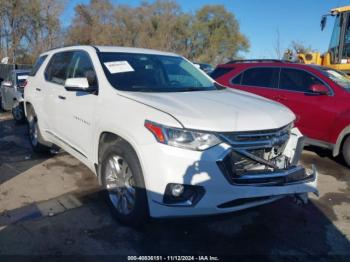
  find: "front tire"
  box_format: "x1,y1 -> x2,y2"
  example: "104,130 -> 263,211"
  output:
100,139 -> 149,226
27,109 -> 52,154
342,136 -> 350,167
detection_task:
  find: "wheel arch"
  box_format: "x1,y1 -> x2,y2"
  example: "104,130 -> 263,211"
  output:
333,125 -> 350,156
95,131 -> 146,186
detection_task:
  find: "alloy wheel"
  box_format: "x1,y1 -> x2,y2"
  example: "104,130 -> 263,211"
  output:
105,155 -> 136,215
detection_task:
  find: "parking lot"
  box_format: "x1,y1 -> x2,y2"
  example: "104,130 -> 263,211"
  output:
0,111 -> 350,258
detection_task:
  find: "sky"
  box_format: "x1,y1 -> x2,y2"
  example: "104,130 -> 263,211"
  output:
61,0 -> 350,59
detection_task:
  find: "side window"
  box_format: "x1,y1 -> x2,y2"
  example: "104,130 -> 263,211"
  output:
30,55 -> 48,76
279,68 -> 323,93
231,73 -> 242,84
66,51 -> 97,87
241,67 -> 279,88
210,67 -> 233,80
45,52 -> 74,85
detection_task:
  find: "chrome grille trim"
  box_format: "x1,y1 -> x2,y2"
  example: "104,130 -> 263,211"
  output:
218,124 -> 291,150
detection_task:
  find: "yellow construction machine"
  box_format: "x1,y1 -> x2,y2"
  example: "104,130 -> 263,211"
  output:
297,6 -> 350,74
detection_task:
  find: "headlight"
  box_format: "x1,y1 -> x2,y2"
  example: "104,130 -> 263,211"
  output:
145,120 -> 222,151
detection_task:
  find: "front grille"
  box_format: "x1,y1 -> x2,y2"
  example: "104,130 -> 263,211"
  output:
220,124 -> 291,150
217,124 -> 305,185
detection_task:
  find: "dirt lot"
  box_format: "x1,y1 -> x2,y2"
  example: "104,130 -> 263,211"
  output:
0,111 -> 350,260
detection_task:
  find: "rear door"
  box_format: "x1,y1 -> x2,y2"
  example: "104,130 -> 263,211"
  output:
43,51 -> 74,140
230,67 -> 280,101
277,68 -> 336,141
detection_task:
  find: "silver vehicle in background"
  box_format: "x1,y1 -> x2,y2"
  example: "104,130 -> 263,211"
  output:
0,69 -> 31,122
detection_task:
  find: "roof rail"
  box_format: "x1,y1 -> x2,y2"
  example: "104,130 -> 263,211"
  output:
226,59 -> 294,64
44,45 -> 99,53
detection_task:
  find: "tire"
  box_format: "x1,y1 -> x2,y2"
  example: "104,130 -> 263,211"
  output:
0,96 -> 4,111
100,139 -> 149,226
27,108 -> 52,154
12,103 -> 25,123
342,136 -> 350,167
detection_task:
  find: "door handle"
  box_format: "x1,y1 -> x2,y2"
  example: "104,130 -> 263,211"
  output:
36,88 -> 41,92
58,95 -> 66,100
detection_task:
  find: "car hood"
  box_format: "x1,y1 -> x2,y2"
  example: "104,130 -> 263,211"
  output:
121,88 -> 295,132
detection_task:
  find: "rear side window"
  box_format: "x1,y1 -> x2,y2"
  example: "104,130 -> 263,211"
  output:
45,52 -> 74,85
30,55 -> 48,76
231,73 -> 242,84
241,67 -> 279,88
279,68 -> 323,92
16,73 -> 29,86
210,67 -> 233,79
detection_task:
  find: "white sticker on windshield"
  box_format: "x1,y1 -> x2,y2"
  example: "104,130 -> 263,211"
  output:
18,75 -> 28,80
104,61 -> 134,74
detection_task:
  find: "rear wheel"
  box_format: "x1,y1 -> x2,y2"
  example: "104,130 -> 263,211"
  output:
100,139 -> 149,226
27,108 -> 52,154
0,96 -> 5,111
12,103 -> 25,123
342,136 -> 350,167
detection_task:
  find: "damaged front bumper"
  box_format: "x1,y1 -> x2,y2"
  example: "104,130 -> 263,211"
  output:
144,126 -> 318,217
217,127 -> 318,188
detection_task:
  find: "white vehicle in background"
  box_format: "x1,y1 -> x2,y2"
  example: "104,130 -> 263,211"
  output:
24,45 -> 318,225
0,69 -> 31,122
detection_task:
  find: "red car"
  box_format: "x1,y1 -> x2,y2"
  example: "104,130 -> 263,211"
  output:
212,60 -> 350,166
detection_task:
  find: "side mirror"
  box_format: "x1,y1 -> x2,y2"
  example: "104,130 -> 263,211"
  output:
2,81 -> 13,87
321,15 -> 327,31
310,84 -> 329,95
64,78 -> 95,92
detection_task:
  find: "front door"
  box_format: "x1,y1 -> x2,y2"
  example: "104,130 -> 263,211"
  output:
54,50 -> 98,159
277,68 -> 336,142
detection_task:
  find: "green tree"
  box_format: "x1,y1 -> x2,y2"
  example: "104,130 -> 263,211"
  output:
65,1 -> 250,64
190,5 -> 249,64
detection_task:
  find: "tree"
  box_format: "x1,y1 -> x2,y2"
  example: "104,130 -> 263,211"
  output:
283,41 -> 314,61
190,5 -> 249,64
65,1 -> 249,64
0,0 -> 64,64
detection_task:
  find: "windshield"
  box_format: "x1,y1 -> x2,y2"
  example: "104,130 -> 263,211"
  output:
98,52 -> 220,92
319,67 -> 350,90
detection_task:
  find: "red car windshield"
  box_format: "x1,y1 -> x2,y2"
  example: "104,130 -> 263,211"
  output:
319,68 -> 350,91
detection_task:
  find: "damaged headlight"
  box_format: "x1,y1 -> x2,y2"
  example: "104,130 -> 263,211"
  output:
145,120 -> 222,151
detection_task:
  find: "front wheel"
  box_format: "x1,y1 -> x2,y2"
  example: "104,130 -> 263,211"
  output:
100,139 -> 149,226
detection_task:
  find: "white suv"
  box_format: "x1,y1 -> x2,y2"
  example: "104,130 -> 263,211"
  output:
24,46 -> 318,225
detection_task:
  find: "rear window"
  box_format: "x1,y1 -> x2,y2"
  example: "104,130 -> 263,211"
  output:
30,55 -> 48,76
16,73 -> 29,86
241,67 -> 279,88
210,67 -> 233,79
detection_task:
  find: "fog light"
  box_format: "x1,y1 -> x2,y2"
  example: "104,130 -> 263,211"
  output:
163,183 -> 205,206
171,184 -> 184,197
